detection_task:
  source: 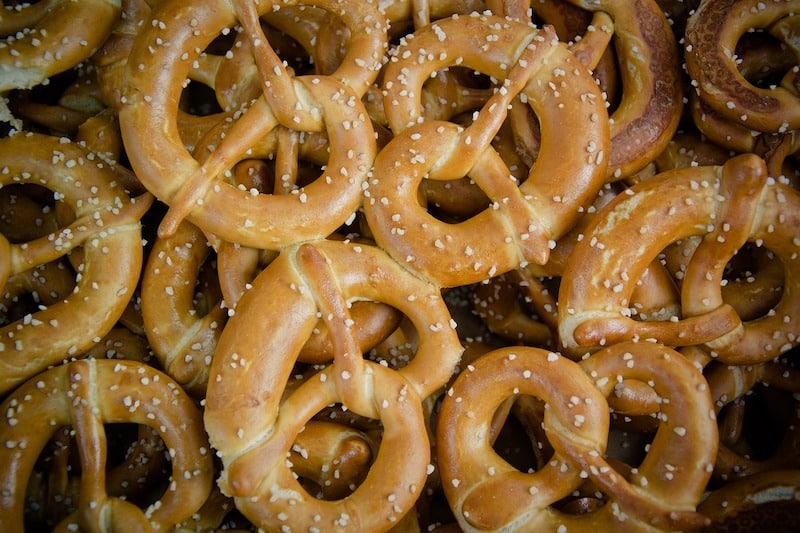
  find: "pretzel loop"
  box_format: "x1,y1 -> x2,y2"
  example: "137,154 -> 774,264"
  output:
0,0 -> 121,92
685,0 -> 800,133
578,342 -> 717,530
437,346 -> 611,531
222,362 -> 429,532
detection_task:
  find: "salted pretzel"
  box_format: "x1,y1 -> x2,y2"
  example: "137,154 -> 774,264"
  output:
213,159 -> 404,365
369,13 -> 609,287
0,0 -> 121,92
205,238 -> 463,451
120,0 -> 386,247
492,0 -> 683,180
0,357 -> 214,530
685,0 -> 800,134
204,239 -> 462,530
0,132 -> 151,395
438,342 -> 714,531
558,153 -> 799,360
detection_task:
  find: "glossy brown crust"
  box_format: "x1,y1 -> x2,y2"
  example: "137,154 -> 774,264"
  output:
685,0 -> 800,132
0,0 -> 121,92
0,133 -> 150,395
0,358 -> 214,530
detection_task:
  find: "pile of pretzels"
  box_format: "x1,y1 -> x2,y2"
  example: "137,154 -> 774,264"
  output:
1,0 -> 799,531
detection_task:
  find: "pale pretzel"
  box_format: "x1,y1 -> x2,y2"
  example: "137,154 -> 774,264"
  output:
0,0 -> 121,92
685,0 -> 800,134
120,0 -> 385,246
0,132 -> 152,395
141,218 -> 225,397
557,155 -> 781,355
369,13 -> 609,287
0,358 -> 213,530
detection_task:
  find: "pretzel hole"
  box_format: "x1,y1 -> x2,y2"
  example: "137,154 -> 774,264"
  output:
713,380 -> 798,483
736,30 -> 797,91
23,422 -> 171,529
720,243 -> 784,322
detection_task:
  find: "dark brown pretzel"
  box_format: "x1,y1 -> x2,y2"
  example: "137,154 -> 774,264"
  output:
685,0 -> 800,134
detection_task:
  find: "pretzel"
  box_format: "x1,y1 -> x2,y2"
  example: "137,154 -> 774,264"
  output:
0,132 -> 152,395
369,13 -> 609,287
0,0 -> 121,92
220,360 -> 429,532
557,154 -> 785,355
0,357 -> 213,530
141,218 -> 225,397
120,0 -> 385,246
685,0 -> 800,134
205,238 -> 462,452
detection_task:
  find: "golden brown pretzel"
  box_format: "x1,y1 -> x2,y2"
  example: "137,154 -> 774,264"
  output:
557,154 -> 785,356
0,0 -> 121,92
369,13 -> 609,287
0,132 -> 151,395
204,239 -> 463,457
120,0 -> 385,246
685,0 -> 800,134
141,219 -> 225,397
436,346 -> 606,531
0,358 -> 213,530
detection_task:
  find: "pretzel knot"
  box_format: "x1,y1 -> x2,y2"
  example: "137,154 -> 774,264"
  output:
558,153 -> 800,360
366,13 -> 609,287
120,0 -> 387,247
0,132 -> 152,395
438,342 -> 715,531
0,358 -> 214,530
